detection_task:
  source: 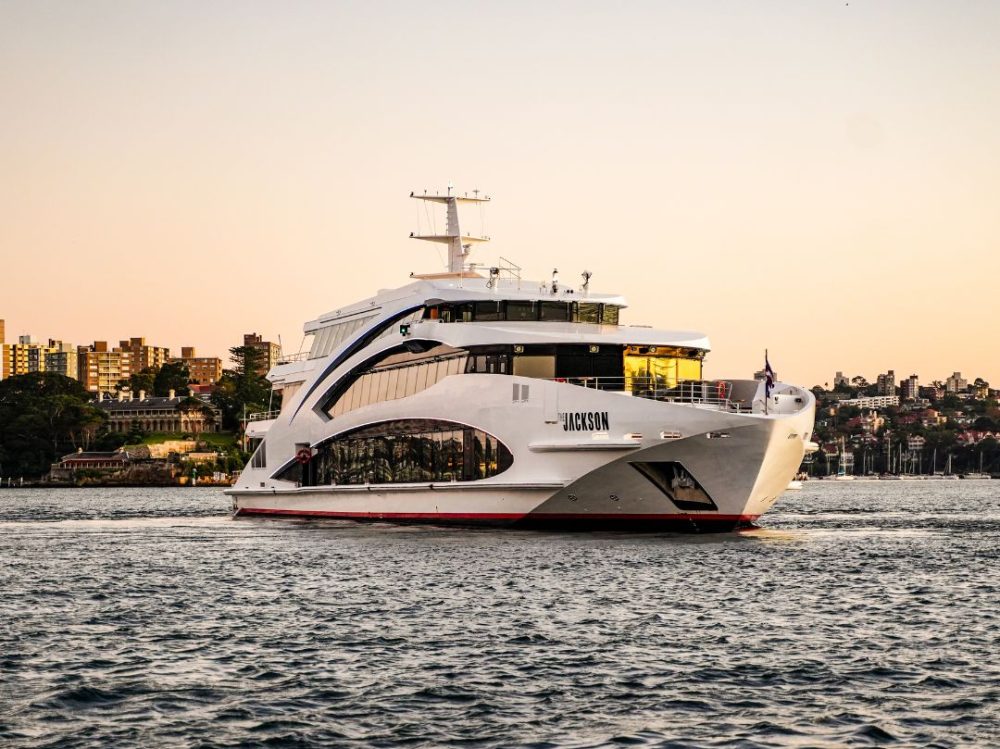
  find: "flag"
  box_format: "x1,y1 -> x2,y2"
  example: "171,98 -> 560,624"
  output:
764,351 -> 775,399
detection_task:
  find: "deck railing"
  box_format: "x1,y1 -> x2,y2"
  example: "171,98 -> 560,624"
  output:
277,351 -> 311,364
247,410 -> 280,422
551,377 -> 754,412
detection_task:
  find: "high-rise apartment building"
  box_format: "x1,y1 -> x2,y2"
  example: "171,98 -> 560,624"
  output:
242,333 -> 280,376
78,341 -> 135,395
1,336 -> 79,380
119,337 -> 170,372
76,337 -> 170,394
876,370 -> 896,396
44,340 -> 79,380
170,346 -> 223,385
900,374 -> 919,400
945,372 -> 968,393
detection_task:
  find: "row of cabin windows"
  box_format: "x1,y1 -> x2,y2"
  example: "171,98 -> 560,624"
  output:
308,315 -> 378,359
324,344 -> 705,419
326,354 -> 467,418
425,301 -> 620,325
307,309 -> 425,360
305,302 -> 618,361
278,426 -> 513,486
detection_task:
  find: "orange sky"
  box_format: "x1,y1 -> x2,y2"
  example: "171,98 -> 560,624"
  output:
2,1 -> 998,388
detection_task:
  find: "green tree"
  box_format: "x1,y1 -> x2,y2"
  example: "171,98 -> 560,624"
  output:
213,346 -> 277,431
154,361 -> 190,396
0,373 -> 108,478
973,416 -> 998,431
124,421 -> 147,445
120,367 -> 157,395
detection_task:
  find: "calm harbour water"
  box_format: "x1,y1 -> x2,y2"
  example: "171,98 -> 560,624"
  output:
0,483 -> 997,748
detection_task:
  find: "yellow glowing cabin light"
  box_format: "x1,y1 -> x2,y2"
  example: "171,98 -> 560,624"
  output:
623,345 -> 704,391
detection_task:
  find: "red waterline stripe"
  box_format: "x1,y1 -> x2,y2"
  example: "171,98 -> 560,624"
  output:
235,508 -> 760,523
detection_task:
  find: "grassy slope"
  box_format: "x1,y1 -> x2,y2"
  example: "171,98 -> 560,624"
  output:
127,432 -> 239,449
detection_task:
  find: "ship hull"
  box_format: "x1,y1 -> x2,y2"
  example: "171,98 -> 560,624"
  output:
233,504 -> 759,532
231,411 -> 808,533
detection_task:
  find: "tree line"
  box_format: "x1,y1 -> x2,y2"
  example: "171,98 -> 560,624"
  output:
0,345 -> 277,479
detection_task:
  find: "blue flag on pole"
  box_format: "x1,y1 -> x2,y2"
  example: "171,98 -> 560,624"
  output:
764,351 -> 775,399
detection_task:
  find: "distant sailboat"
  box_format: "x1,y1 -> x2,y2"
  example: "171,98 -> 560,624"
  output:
834,437 -> 855,481
962,451 -> 991,480
941,452 -> 959,480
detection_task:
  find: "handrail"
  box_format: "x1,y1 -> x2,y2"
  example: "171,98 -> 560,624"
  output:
248,410 -> 280,422
550,377 -> 753,411
277,351 -> 311,364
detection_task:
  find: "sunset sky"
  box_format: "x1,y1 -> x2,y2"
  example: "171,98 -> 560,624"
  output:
2,1 -> 998,388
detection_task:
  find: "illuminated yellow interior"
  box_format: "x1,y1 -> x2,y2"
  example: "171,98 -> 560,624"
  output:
623,346 -> 704,391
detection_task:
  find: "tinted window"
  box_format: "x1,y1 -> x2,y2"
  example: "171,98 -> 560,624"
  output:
576,303 -> 600,323
506,301 -> 536,321
278,420 -> 514,485
540,302 -> 571,321
474,301 -> 503,320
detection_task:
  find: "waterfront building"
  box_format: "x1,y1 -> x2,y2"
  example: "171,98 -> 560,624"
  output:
95,390 -> 221,434
876,370 -> 896,396
838,395 -> 900,409
49,449 -> 133,481
242,333 -> 280,376
900,374 -> 919,400
833,371 -> 850,388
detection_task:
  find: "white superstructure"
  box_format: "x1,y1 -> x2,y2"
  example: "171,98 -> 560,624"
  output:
229,190 -> 816,531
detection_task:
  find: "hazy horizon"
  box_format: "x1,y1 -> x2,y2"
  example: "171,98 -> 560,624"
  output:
3,1 -> 998,388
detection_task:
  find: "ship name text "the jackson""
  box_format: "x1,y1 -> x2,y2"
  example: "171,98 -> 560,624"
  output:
560,411 -> 610,431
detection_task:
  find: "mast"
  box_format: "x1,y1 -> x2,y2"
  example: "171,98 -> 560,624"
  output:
410,187 -> 490,273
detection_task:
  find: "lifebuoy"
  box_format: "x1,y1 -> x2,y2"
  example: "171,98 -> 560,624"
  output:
295,447 -> 312,464
716,381 -> 727,400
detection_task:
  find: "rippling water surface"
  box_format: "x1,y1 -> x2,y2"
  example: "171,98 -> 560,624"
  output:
1,483 -> 998,748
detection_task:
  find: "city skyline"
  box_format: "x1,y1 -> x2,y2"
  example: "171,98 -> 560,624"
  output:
1,314 -> 993,393
2,2 -> 999,388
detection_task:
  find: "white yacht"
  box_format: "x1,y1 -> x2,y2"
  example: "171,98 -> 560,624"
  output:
228,190 -> 817,531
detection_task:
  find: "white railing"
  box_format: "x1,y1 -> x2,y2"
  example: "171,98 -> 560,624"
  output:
247,410 -> 280,422
551,377 -> 753,412
277,351 -> 311,364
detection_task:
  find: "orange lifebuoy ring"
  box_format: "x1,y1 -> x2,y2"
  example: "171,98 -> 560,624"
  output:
716,381 -> 727,399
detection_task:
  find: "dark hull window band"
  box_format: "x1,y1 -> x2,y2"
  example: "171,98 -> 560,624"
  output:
277,419 -> 513,486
